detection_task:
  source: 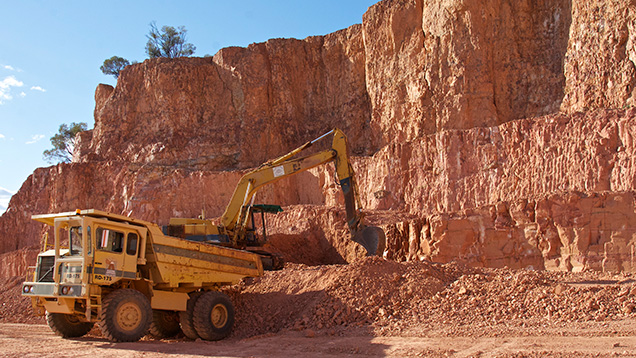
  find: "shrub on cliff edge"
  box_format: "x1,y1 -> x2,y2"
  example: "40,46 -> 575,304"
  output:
43,122 -> 88,163
145,22 -> 196,58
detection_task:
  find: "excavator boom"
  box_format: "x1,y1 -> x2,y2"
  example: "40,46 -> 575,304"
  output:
220,129 -> 385,255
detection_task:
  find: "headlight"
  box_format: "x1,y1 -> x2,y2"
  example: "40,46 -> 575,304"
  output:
29,286 -> 34,293
61,286 -> 70,295
22,285 -> 30,294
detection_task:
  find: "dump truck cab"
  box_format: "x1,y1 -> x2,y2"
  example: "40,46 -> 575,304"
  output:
23,211 -> 147,314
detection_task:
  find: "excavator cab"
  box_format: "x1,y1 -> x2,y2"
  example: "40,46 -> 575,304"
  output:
241,204 -> 283,246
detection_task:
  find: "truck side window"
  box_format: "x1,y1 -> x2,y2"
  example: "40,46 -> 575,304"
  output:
69,226 -> 82,255
87,226 -> 92,255
96,228 -> 124,253
126,233 -> 138,255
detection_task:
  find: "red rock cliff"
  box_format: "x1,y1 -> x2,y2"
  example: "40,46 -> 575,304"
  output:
2,0 -> 636,274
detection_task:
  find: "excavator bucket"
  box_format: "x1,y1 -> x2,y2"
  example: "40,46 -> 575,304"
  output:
352,225 -> 386,256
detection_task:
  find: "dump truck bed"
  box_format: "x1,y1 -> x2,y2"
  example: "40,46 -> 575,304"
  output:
144,224 -> 263,289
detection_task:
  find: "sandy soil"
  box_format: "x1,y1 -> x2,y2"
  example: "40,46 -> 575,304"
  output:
1,322 -> 635,358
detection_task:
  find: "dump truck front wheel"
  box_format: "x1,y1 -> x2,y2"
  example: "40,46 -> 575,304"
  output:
46,312 -> 94,338
149,310 -> 181,338
179,291 -> 203,339
193,291 -> 235,341
99,289 -> 152,342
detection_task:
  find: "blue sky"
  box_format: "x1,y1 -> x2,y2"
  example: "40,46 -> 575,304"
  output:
0,0 -> 377,202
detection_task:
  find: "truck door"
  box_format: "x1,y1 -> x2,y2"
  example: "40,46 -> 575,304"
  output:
92,226 -> 142,284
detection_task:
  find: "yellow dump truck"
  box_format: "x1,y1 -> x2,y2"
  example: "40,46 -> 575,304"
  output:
21,129 -> 385,342
22,209 -> 263,341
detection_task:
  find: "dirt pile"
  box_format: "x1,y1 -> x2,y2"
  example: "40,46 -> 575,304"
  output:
425,269 -> 636,328
228,257 -> 460,338
2,257 -> 634,340
0,248 -> 43,324
0,276 -> 44,324
226,257 -> 636,339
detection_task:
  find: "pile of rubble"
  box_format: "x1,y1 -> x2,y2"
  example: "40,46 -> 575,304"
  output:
0,276 -> 44,324
228,257 -> 636,339
2,257 -> 635,340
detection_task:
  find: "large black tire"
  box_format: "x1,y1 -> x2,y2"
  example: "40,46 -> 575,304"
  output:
99,289 -> 152,342
46,312 -> 94,338
193,291 -> 235,341
179,291 -> 203,340
149,310 -> 181,339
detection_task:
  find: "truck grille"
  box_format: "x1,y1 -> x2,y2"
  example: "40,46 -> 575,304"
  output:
37,256 -> 55,282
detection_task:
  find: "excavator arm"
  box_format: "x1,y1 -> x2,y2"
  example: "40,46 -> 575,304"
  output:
220,129 -> 385,255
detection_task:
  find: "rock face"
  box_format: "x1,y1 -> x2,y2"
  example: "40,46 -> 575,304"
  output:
561,0 -> 636,112
363,0 -> 571,141
85,26 -> 374,170
2,0 -> 636,275
382,190 -> 636,272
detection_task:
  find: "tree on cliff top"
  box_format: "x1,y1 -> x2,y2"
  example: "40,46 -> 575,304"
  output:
145,22 -> 196,58
100,56 -> 130,79
43,122 -> 88,163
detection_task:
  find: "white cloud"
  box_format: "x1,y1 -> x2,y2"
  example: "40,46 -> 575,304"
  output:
26,134 -> 45,144
0,187 -> 15,195
0,133 -> 5,139
20,92 -> 26,97
2,64 -> 21,72
0,75 -> 24,104
30,86 -> 46,92
0,76 -> 23,88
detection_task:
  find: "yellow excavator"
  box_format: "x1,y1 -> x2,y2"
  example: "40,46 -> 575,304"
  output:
166,128 -> 386,263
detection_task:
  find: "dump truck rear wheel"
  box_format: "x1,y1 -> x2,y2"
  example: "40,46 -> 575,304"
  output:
46,312 -> 94,338
149,310 -> 181,338
193,291 -> 235,341
179,291 -> 203,339
99,289 -> 152,342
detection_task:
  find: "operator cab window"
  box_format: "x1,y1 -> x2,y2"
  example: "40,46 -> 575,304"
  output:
96,228 -> 124,253
126,233 -> 138,255
86,226 -> 92,255
69,226 -> 82,255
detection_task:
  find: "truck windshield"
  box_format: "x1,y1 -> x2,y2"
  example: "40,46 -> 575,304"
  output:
69,226 -> 83,255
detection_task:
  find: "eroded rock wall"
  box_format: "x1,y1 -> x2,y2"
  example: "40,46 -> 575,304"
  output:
561,0 -> 636,112
362,0 -> 571,143
383,191 -> 636,272
0,162 -> 328,254
354,108 -> 636,214
85,25 -> 375,170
